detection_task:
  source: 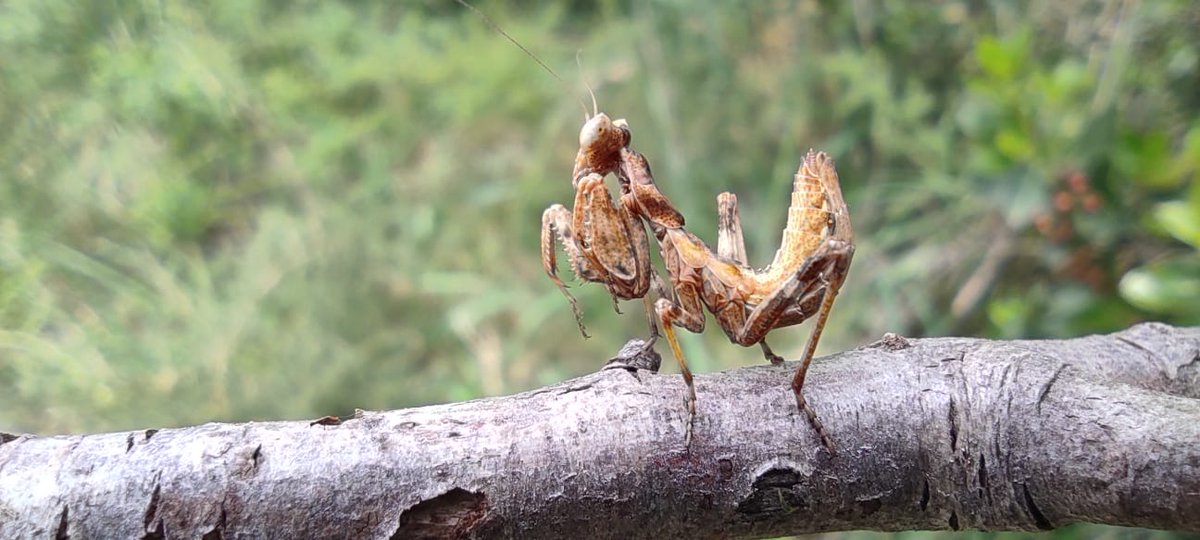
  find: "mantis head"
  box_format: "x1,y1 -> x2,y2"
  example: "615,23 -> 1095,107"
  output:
578,113 -> 631,176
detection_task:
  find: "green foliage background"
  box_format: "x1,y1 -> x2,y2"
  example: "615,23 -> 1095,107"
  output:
1,0 -> 1197,535
3,0 -> 1198,443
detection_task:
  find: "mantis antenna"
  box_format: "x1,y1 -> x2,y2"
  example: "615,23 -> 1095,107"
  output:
577,49 -> 599,120
453,0 -> 592,119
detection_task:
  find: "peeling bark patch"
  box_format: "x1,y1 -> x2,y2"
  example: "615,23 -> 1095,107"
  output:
142,521 -> 165,540
948,398 -> 958,452
0,432 -> 17,445
143,484 -> 163,538
1179,352 -> 1200,382
718,458 -> 734,481
126,434 -> 135,453
392,488 -> 489,539
919,480 -> 930,511
877,332 -> 911,351
857,497 -> 881,516
55,505 -> 68,540
201,504 -> 226,540
235,444 -> 264,478
1021,483 -> 1053,530
144,429 -> 159,441
948,510 -> 959,531
736,468 -> 808,518
605,338 -> 662,372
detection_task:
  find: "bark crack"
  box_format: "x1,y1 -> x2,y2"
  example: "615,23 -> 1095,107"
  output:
142,484 -> 163,539
1036,363 -> 1069,414
948,397 -> 959,452
1116,335 -> 1162,364
977,454 -> 991,505
1021,483 -> 1053,530
55,505 -> 68,540
557,382 -> 595,395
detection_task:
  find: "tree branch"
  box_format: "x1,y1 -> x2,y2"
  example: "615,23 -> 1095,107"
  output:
1,322 -> 1198,538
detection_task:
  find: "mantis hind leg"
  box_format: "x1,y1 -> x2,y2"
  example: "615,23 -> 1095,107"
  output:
790,272 -> 842,455
716,192 -> 748,264
717,194 -> 787,367
734,244 -> 853,454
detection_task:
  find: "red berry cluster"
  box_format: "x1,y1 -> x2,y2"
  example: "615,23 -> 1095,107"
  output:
1033,170 -> 1108,289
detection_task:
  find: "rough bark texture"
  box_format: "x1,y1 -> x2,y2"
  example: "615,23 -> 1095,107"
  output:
1,322 -> 1198,539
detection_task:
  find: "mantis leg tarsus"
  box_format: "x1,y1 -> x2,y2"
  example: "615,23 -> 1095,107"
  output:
549,271 -> 589,338
656,298 -> 697,447
565,290 -> 590,339
641,295 -> 660,350
792,383 -> 836,455
759,340 -> 785,366
607,289 -> 623,314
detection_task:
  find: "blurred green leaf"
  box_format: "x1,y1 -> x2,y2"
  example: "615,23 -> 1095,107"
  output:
1154,200 -> 1200,248
976,33 -> 1029,81
1116,131 -> 1176,188
1119,255 -> 1200,319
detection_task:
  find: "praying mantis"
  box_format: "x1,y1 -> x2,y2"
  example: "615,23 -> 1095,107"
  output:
542,111 -> 855,453
453,0 -> 855,453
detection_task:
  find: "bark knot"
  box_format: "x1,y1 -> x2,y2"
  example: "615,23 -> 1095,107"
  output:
393,488 -> 490,539
736,467 -> 809,520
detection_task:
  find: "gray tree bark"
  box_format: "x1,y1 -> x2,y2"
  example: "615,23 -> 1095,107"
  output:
0,322 -> 1197,539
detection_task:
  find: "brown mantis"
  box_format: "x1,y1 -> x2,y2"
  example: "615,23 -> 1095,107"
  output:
542,111 -> 855,453
455,0 -> 855,451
